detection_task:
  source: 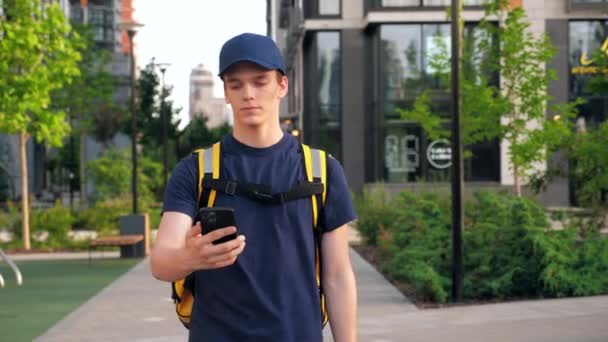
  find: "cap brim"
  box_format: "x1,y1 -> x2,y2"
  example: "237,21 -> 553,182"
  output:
219,58 -> 284,77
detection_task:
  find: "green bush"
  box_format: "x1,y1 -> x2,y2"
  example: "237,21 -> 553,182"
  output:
0,202 -> 21,235
30,201 -> 73,247
87,148 -> 162,205
78,197 -> 132,235
353,185 -> 400,246
354,188 -> 608,303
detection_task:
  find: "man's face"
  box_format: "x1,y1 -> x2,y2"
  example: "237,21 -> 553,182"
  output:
223,62 -> 288,128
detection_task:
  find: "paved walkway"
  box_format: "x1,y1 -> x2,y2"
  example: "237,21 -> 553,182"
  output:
30,249 -> 608,342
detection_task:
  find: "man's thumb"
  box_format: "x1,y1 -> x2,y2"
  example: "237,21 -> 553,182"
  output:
189,223 -> 202,238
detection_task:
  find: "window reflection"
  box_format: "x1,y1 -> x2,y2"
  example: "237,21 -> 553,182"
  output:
379,23 -> 499,182
316,32 -> 342,160
319,0 -> 340,15
381,0 -> 486,7
569,20 -> 608,127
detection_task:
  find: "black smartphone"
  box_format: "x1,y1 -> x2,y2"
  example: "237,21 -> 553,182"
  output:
195,207 -> 237,245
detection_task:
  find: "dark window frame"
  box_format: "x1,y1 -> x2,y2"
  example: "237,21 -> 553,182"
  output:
367,0 -> 485,12
303,30 -> 343,161
568,0 -> 608,11
305,0 -> 342,19
373,21 -> 500,183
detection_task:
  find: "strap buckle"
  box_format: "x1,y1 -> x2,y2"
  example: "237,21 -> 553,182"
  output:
251,189 -> 274,202
225,181 -> 237,195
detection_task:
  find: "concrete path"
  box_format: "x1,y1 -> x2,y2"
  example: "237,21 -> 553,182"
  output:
33,249 -> 608,342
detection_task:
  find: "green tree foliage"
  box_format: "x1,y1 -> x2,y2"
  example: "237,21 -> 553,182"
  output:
177,116 -> 232,158
567,122 -> 608,212
125,61 -> 181,183
87,148 -> 162,207
0,0 -> 82,249
399,0 -> 579,195
50,24 -> 117,206
129,62 -> 181,150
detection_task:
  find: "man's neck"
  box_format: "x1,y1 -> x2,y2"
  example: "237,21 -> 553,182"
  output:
232,122 -> 284,148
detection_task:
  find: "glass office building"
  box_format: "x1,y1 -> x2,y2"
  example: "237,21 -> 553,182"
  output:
269,0 -> 608,206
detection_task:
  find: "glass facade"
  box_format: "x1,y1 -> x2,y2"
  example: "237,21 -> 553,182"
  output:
305,32 -> 342,161
378,23 -> 499,183
317,32 -> 342,161
319,0 -> 340,15
306,0 -> 340,17
569,21 -> 608,127
89,6 -> 114,43
381,0 -> 485,7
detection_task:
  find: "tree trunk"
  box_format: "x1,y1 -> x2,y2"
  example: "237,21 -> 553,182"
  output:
513,163 -> 521,197
79,132 -> 87,207
19,132 -> 31,250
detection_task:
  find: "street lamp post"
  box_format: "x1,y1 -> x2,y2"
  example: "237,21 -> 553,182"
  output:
119,20 -> 144,214
450,0 -> 464,302
155,62 -> 170,191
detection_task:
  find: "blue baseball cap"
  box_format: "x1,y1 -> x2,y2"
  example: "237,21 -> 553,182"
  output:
218,33 -> 286,78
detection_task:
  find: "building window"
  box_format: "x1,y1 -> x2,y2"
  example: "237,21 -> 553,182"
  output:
305,0 -> 341,18
317,32 -> 342,160
319,0 -> 340,15
90,8 -> 103,24
70,4 -> 83,23
305,32 -> 342,161
377,23 -> 499,183
569,0 -> 608,10
569,20 -> 608,127
380,0 -> 484,7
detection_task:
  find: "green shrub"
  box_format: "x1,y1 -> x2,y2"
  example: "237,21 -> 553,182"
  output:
87,148 -> 162,204
79,197 -> 132,235
354,188 -> 608,303
353,185 -> 399,246
30,201 -> 73,247
0,202 -> 21,235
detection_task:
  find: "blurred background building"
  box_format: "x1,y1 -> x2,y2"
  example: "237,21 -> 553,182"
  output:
267,0 -> 608,206
0,0 -> 138,202
189,64 -> 230,129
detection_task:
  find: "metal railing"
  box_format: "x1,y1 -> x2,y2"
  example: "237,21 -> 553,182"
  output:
0,248 -> 22,288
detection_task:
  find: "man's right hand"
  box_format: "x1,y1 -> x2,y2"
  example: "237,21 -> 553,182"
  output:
184,223 -> 246,271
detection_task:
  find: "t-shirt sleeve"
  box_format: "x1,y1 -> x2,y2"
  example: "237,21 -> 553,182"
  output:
162,155 -> 199,220
320,155 -> 357,233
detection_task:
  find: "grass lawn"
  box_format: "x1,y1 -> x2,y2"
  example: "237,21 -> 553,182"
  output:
0,258 -> 140,341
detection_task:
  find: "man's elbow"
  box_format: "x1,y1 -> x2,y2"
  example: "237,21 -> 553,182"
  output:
149,252 -> 172,282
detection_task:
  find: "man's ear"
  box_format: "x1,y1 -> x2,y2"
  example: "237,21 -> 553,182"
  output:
223,83 -> 231,104
278,76 -> 288,98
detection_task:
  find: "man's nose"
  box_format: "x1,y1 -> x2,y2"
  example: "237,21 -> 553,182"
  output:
242,84 -> 254,100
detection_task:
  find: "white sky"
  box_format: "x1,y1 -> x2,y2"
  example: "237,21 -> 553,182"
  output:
134,0 -> 267,129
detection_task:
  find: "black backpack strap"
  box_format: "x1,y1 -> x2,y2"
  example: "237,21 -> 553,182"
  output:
201,178 -> 324,204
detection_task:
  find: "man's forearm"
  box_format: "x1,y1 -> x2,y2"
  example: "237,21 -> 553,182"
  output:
324,269 -> 358,342
150,247 -> 193,282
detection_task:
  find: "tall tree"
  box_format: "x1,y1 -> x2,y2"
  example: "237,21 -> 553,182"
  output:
0,0 -> 82,249
177,116 -> 232,158
399,0 -> 579,196
133,62 -> 181,149
51,23 -> 115,207
127,61 -> 181,189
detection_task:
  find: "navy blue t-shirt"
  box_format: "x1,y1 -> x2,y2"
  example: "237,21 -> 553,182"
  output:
163,133 -> 356,342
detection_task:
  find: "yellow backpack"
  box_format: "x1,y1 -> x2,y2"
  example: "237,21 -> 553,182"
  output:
171,141 -> 330,329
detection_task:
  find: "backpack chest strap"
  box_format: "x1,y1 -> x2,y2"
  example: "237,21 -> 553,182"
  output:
202,178 -> 324,205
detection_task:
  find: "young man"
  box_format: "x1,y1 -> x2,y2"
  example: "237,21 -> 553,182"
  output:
151,32 -> 357,341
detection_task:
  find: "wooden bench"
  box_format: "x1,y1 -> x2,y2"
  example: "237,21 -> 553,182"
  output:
88,234 -> 145,264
